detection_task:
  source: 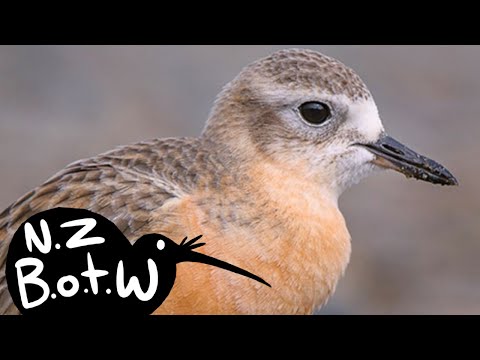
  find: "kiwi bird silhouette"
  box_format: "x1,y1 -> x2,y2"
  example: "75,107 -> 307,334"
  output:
5,208 -> 270,316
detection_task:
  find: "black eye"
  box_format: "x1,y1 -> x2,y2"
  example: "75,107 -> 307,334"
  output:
299,102 -> 331,126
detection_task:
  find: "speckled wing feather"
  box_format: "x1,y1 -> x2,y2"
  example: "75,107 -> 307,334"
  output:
0,137 -> 204,315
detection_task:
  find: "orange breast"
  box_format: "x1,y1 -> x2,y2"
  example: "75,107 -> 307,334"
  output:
149,161 -> 352,315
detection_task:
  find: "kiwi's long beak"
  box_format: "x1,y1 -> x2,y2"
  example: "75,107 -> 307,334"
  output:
359,135 -> 458,186
179,250 -> 271,287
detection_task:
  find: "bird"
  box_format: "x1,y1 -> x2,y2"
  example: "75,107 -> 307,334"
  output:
0,48 -> 457,315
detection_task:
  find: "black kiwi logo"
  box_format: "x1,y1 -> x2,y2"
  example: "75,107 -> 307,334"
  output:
5,208 -> 270,315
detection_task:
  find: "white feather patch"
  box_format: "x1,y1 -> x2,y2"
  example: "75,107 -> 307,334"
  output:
346,98 -> 384,143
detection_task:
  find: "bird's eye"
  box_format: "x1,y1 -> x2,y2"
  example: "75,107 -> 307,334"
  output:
299,102 -> 331,126
157,240 -> 165,251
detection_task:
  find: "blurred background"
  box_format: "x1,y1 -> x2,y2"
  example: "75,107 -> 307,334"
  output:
0,45 -> 477,314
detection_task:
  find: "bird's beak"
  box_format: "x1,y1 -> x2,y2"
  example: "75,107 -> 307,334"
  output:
179,250 -> 271,287
358,135 -> 458,186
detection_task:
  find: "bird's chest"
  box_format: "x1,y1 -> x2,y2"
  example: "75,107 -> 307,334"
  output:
156,163 -> 353,314
190,178 -> 352,314
242,197 -> 351,313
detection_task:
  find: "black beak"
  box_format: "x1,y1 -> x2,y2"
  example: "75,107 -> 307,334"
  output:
359,135 -> 458,186
179,250 -> 271,288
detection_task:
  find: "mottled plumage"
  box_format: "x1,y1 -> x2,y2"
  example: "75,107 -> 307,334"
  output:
248,49 -> 372,100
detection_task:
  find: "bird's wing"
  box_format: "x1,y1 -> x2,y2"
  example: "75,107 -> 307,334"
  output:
0,138 -> 199,315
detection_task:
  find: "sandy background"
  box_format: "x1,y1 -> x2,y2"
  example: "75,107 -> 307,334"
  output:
0,45 -> 477,314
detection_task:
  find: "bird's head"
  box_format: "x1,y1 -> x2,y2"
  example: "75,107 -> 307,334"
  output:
135,234 -> 270,287
135,234 -> 183,262
203,48 -> 457,200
